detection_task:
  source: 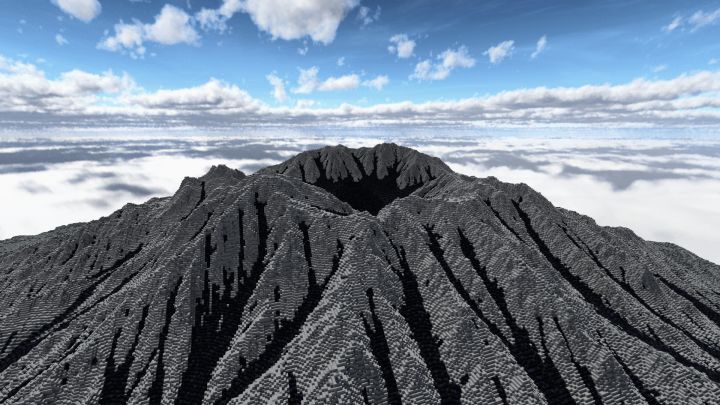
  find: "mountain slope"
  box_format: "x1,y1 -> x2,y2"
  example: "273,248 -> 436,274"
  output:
1,143 -> 720,404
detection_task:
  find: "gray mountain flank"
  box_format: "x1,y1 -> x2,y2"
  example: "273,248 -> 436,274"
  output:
1,143 -> 720,404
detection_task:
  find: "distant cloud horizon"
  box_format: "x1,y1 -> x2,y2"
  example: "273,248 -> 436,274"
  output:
2,1 -> 719,130
1,53 -> 720,129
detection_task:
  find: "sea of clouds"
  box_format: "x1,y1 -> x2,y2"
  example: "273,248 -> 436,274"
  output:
1,130 -> 718,264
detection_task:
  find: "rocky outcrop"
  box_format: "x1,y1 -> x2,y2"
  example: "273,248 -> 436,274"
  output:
1,144 -> 719,404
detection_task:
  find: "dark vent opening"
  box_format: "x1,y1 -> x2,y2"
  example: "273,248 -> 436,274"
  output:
310,157 -> 426,215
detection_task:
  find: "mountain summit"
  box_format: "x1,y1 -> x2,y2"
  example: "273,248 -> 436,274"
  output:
1,143 -> 719,404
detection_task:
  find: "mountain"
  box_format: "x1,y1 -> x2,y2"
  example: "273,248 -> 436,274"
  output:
1,143 -> 720,404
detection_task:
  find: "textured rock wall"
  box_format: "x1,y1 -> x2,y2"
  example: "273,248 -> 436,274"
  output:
1,144 -> 719,404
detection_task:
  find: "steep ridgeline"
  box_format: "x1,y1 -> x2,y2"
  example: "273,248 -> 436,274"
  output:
0,144 -> 720,404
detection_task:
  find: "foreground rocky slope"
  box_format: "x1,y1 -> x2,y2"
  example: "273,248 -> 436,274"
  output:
1,143 -> 720,404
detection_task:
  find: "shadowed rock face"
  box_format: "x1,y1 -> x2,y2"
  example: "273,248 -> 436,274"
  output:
1,143 -> 720,404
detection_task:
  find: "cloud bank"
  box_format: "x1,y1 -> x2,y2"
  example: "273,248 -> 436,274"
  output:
2,55 -> 720,128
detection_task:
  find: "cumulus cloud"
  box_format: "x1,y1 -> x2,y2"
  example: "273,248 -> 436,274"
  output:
51,0 -> 101,23
362,75 -> 389,90
196,0 -> 359,44
292,67 -> 361,93
99,5 -> 199,58
357,5 -> 381,25
531,35 -> 546,59
266,73 -> 287,102
485,40 -> 514,64
663,8 -> 720,32
55,33 -> 69,46
411,46 -> 475,81
4,55 -> 720,128
388,34 -> 416,59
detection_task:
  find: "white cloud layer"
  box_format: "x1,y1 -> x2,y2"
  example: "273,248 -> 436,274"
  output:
196,0 -> 359,44
485,40 -> 514,64
531,35 -> 547,59
411,46 -> 475,81
388,34 -> 416,59
3,55 -> 720,128
99,5 -> 199,58
51,0 -> 101,23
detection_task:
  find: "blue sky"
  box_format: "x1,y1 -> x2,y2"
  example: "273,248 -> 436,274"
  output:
1,0 -> 719,129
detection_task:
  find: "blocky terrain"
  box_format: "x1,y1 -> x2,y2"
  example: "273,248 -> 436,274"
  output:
1,143 -> 719,404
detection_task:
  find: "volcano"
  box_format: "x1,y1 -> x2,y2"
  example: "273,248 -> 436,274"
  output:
1,143 -> 719,404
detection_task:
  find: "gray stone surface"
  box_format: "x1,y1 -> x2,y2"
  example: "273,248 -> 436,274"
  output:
1,143 -> 719,404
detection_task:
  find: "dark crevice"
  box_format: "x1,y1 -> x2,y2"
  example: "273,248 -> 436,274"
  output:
361,288 -> 402,405
204,233 -> 216,268
425,227 -> 511,349
536,317 -> 577,404
60,243 -> 79,266
656,275 -> 720,332
361,387 -> 372,405
148,276 -> 183,404
215,237 -> 345,405
127,348 -> 158,398
89,243 -> 144,280
553,317 -> 603,405
511,200 -> 720,384
385,238 -> 461,405
491,376 -> 509,405
1,332 -> 16,355
180,181 -> 206,221
598,331 -> 660,405
191,212 -> 214,241
287,372 -> 303,405
482,200 -> 525,244
455,228 -> 575,404
99,305 -> 150,404
560,227 -> 720,360
175,194 -> 269,405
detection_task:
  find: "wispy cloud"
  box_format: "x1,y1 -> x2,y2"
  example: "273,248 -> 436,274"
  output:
357,5 -> 381,26
485,40 -> 514,64
663,8 -> 720,33
411,46 -> 475,81
55,33 -> 69,46
531,35 -> 547,59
